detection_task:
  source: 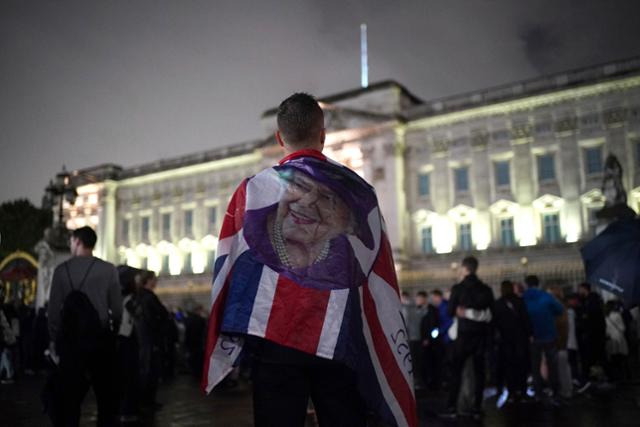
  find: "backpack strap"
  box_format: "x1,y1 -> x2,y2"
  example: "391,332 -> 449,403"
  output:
63,258 -> 98,292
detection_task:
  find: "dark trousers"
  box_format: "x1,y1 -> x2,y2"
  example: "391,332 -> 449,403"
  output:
446,333 -> 486,411
423,340 -> 445,390
499,341 -> 529,396
139,343 -> 161,406
49,341 -> 118,427
252,358 -> 366,427
531,341 -> 558,396
568,349 -> 580,382
118,335 -> 140,416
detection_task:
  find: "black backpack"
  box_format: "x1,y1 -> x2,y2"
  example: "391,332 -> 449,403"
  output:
56,259 -> 102,366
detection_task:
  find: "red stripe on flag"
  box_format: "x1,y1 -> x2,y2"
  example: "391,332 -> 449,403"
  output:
219,179 -> 248,240
264,275 -> 331,355
201,270 -> 233,392
372,233 -> 399,295
362,283 -> 417,427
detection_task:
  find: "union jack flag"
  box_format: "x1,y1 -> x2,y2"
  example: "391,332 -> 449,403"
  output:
202,150 -> 417,427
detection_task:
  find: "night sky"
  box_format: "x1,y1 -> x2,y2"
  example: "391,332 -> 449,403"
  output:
2,0 -> 640,204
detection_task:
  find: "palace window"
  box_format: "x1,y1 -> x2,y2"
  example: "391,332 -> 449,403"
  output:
542,213 -> 561,243
495,161 -> 510,187
208,249 -> 217,272
208,206 -> 218,233
122,219 -> 129,243
184,210 -> 194,237
418,173 -> 430,197
500,218 -> 515,247
184,252 -> 192,274
161,254 -> 169,275
584,146 -> 603,175
141,216 -> 150,242
459,223 -> 472,251
162,213 -> 171,241
537,154 -> 556,182
454,167 -> 469,192
421,227 -> 433,254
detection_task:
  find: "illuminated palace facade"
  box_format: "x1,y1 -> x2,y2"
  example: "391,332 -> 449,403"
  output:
59,57 -> 640,302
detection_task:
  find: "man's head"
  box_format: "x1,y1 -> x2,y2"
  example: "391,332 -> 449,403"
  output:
415,291 -> 427,306
524,275 -> 540,288
578,282 -> 591,297
500,280 -> 514,297
460,256 -> 478,277
70,226 -> 97,256
430,289 -> 443,306
401,291 -> 410,304
276,93 -> 325,153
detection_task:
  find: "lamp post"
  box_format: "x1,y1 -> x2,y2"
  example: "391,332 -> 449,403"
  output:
42,166 -> 77,250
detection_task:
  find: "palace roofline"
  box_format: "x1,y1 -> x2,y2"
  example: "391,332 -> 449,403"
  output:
69,56 -> 640,186
405,55 -> 640,121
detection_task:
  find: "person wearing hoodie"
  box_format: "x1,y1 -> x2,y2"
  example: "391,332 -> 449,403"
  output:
523,275 -> 564,400
440,256 -> 494,420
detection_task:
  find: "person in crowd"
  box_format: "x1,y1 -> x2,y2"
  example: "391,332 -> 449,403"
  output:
576,282 -> 606,382
522,275 -> 563,402
550,287 -> 572,399
184,305 -> 207,378
135,270 -> 168,411
47,226 -> 122,426
421,289 -> 451,390
408,291 -> 428,389
116,265 -> 143,422
604,300 -> 629,381
565,293 -> 581,387
493,280 -> 532,403
441,256 -> 494,420
0,303 -> 17,384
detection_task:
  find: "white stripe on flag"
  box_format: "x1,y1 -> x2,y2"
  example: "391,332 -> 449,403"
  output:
210,232 -> 249,309
368,271 -> 414,391
245,168 -> 285,211
316,288 -> 350,359
247,266 -> 279,337
347,207 -> 382,274
359,287 -> 409,427
205,334 -> 244,393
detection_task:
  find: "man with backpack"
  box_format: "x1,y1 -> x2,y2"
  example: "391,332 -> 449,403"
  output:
47,226 -> 122,426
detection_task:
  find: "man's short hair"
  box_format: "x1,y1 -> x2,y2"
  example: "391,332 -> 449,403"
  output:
461,256 -> 478,274
416,291 -> 427,298
72,226 -> 97,249
525,275 -> 540,288
277,93 -> 324,147
431,289 -> 443,297
578,282 -> 591,292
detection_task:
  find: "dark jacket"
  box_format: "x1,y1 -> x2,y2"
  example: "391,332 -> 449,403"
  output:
494,294 -> 532,345
448,274 -> 494,334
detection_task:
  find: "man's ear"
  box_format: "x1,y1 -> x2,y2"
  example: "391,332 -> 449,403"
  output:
275,131 -> 285,147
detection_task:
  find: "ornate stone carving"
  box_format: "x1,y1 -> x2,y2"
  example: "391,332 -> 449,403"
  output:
470,130 -> 488,149
603,108 -> 627,128
432,138 -> 449,154
554,117 -> 577,134
510,123 -> 532,139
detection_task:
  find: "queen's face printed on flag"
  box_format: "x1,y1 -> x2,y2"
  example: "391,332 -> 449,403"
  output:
243,158 -> 379,291
269,169 -> 352,269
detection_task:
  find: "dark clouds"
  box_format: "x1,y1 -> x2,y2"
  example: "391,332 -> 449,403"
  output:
2,0 -> 640,204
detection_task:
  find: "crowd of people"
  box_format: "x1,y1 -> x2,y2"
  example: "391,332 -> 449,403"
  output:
402,256 -> 640,420
0,227 -> 209,426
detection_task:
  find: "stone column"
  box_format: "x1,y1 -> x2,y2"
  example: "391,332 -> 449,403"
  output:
511,137 -> 536,245
556,117 -> 582,241
98,180 -> 118,263
471,132 -> 491,248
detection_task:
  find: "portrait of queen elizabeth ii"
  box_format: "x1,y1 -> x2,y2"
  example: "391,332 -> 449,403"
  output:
243,159 -> 377,291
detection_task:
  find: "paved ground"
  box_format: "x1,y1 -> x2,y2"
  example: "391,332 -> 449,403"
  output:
2,373 -> 640,426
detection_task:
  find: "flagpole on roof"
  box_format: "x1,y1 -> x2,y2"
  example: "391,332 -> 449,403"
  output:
360,23 -> 368,88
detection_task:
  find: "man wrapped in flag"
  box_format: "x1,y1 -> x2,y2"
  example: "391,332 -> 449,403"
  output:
202,93 -> 417,427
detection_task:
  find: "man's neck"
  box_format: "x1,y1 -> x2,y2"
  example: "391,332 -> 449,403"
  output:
74,249 -> 93,257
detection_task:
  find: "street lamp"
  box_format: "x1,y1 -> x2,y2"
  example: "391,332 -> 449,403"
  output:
42,165 -> 77,250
